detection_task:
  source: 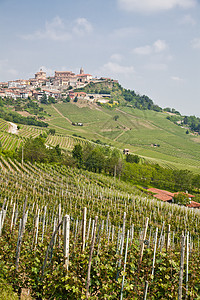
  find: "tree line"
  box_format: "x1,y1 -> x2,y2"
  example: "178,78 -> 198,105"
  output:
2,136 -> 199,199
71,144 -> 200,196
0,107 -> 48,127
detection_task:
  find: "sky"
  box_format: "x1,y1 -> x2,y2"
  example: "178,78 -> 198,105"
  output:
0,0 -> 200,116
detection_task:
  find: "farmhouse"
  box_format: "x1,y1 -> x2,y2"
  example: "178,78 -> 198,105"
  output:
123,149 -> 130,155
148,188 -> 174,202
147,188 -> 195,205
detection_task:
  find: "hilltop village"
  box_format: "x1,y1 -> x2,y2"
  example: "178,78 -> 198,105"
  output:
0,68 -> 117,103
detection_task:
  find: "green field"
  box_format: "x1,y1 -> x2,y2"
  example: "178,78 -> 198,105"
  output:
1,102 -> 200,172
40,102 -> 200,172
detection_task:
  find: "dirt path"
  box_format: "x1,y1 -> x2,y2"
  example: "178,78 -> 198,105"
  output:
113,129 -> 128,141
51,104 -> 72,124
8,122 -> 18,134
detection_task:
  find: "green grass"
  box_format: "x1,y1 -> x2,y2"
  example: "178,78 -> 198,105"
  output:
1,102 -> 200,172
42,103 -> 200,172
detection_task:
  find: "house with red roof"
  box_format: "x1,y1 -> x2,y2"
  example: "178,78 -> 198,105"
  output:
187,201 -> 200,209
147,188 -> 196,206
148,188 -> 174,202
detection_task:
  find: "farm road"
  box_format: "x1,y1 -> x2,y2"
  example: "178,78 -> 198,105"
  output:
51,104 -> 72,124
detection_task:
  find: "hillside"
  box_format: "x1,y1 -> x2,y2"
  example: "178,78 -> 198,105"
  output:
39,102 -> 200,172
0,159 -> 199,299
1,80 -> 200,172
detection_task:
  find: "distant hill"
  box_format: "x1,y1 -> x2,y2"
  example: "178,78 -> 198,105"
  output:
1,80 -> 200,172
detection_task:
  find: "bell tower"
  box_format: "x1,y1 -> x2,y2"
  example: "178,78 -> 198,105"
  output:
80,67 -> 84,74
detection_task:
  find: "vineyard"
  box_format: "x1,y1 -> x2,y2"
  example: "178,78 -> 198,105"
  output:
0,118 -> 9,132
0,131 -> 24,152
0,159 -> 199,299
46,134 -> 88,150
0,123 -> 89,155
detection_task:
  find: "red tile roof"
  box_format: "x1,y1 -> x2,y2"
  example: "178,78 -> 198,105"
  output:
148,188 -> 174,202
148,188 -> 195,203
77,74 -> 92,77
187,201 -> 200,208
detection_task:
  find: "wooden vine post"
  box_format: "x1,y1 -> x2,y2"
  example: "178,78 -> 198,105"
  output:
63,214 -> 70,271
16,196 -> 27,271
166,224 -> 171,252
86,215 -> 98,299
151,227 -> 158,278
138,217 -> 149,268
120,229 -> 129,300
178,234 -> 186,300
185,232 -> 189,300
143,281 -> 149,300
82,207 -> 87,252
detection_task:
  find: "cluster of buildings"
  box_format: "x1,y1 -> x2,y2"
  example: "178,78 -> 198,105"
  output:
0,68 -> 115,102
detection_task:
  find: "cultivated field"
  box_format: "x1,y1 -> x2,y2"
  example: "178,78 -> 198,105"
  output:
1,102 -> 200,172
0,159 -> 199,299
41,103 -> 200,172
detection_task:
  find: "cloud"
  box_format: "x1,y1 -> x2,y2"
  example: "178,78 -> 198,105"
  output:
73,18 -> 93,36
133,45 -> 152,55
154,40 -> 167,52
118,0 -> 196,13
21,16 -> 92,41
133,40 -> 168,55
21,16 -> 71,41
171,76 -> 184,81
110,53 -> 123,62
101,62 -> 134,75
180,14 -> 196,25
191,38 -> 200,49
112,27 -> 140,38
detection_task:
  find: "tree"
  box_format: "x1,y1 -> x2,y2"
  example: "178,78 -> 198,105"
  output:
64,95 -> 70,103
0,97 -> 3,107
173,169 -> 193,191
173,192 -> 190,206
105,149 -> 123,176
113,115 -> 119,121
192,174 -> 200,192
85,147 -> 105,173
40,93 -> 48,104
55,144 -> 61,156
72,144 -> 83,167
74,96 -> 78,103
48,96 -> 56,104
126,154 -> 140,164
48,129 -> 56,135
20,137 -> 49,163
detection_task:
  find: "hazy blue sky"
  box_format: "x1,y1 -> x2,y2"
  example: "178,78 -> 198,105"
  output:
0,0 -> 200,115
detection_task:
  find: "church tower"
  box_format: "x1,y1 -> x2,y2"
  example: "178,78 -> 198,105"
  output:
80,67 -> 84,74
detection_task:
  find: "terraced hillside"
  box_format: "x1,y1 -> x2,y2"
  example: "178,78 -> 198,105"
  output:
0,159 -> 199,299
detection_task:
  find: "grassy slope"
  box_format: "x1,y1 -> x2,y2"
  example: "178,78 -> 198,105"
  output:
42,102 -> 200,172
1,101 -> 200,172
